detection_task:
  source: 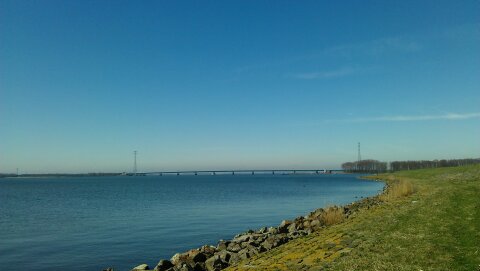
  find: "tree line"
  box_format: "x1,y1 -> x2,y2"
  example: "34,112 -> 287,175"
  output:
389,158 -> 480,171
342,158 -> 480,173
341,160 -> 388,173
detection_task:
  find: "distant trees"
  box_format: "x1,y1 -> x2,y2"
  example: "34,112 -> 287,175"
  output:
342,160 -> 388,173
342,158 -> 480,173
389,158 -> 480,171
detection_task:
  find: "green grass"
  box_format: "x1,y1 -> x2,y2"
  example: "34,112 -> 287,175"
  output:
226,165 -> 480,271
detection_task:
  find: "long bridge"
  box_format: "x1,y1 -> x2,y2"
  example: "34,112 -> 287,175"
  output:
138,169 -> 343,176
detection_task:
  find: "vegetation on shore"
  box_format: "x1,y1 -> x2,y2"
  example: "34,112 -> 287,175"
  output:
226,164 -> 480,271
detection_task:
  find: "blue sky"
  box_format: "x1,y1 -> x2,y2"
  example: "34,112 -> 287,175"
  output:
1,0 -> 479,173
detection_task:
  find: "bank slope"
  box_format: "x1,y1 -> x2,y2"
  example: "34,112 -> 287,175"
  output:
226,165 -> 480,271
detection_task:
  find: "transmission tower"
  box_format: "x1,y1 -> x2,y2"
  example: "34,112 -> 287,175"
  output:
357,142 -> 361,162
133,150 -> 137,176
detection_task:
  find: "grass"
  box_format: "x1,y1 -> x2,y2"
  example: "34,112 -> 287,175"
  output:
379,179 -> 414,201
320,206 -> 345,226
226,164 -> 480,271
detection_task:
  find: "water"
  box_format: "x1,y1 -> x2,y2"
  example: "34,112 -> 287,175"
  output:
0,174 -> 383,270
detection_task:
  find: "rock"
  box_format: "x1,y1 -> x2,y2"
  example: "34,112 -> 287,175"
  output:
200,245 -> 217,258
192,252 -> 207,263
103,268 -> 114,271
131,264 -> 149,270
258,227 -> 267,233
178,264 -> 194,271
267,226 -> 279,234
228,252 -> 241,264
303,220 -> 311,228
154,260 -> 174,271
171,252 -> 194,268
216,240 -> 230,251
226,242 -> 242,253
216,250 -> 231,263
278,220 -> 292,233
287,222 -> 297,233
310,219 -> 320,228
205,255 -> 227,271
233,234 -> 251,243
238,249 -> 251,260
193,262 -> 206,271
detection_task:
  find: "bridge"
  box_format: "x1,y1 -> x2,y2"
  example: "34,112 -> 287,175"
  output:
138,169 -> 344,176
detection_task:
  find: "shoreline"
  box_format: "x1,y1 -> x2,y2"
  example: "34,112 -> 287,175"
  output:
114,177 -> 387,271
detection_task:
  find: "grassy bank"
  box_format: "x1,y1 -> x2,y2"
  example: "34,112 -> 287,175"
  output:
226,165 -> 480,271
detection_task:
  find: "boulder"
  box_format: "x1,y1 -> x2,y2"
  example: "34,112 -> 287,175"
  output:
233,234 -> 251,243
228,252 -> 241,264
200,245 -> 217,258
205,255 -> 227,271
278,220 -> 292,233
237,249 -> 251,260
226,242 -> 242,253
171,252 -> 194,268
131,264 -> 149,270
216,240 -> 230,251
267,227 -> 279,234
193,262 -> 206,271
154,260 -> 174,271
258,227 -> 268,233
216,250 -> 231,263
192,252 -> 207,263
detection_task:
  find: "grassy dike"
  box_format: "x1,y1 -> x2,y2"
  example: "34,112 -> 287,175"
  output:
226,165 -> 480,271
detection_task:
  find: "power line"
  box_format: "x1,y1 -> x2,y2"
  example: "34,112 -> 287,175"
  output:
133,150 -> 137,176
357,142 -> 361,162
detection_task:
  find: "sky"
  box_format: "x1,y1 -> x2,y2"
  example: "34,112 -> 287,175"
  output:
1,0 -> 479,173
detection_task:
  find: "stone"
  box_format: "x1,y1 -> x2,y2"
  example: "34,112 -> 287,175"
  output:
226,242 -> 242,253
154,260 -> 174,271
228,253 -> 241,264
233,234 -> 251,243
200,245 -> 217,258
278,220 -> 292,233
205,255 -> 227,271
258,227 -> 267,233
287,222 -> 297,233
267,226 -> 279,234
310,219 -> 320,228
216,240 -> 230,251
238,249 -> 251,260
131,264 -> 149,270
177,264 -> 193,271
216,250 -> 231,263
193,262 -> 206,271
192,252 -> 207,263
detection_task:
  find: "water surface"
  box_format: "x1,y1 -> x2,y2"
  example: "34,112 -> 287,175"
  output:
0,174 -> 383,270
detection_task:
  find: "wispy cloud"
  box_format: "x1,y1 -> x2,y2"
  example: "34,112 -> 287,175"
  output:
233,36 -> 421,74
292,67 -> 355,79
325,37 -> 422,57
333,112 -> 480,123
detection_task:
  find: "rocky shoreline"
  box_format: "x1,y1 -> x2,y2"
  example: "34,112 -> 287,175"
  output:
104,181 -> 385,271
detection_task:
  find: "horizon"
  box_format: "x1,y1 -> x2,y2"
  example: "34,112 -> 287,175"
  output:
1,1 -> 479,174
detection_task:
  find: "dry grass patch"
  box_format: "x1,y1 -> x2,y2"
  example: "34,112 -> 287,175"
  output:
320,206 -> 345,226
380,179 -> 414,201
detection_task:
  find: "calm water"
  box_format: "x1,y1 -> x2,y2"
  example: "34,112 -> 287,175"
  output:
0,174 -> 383,270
